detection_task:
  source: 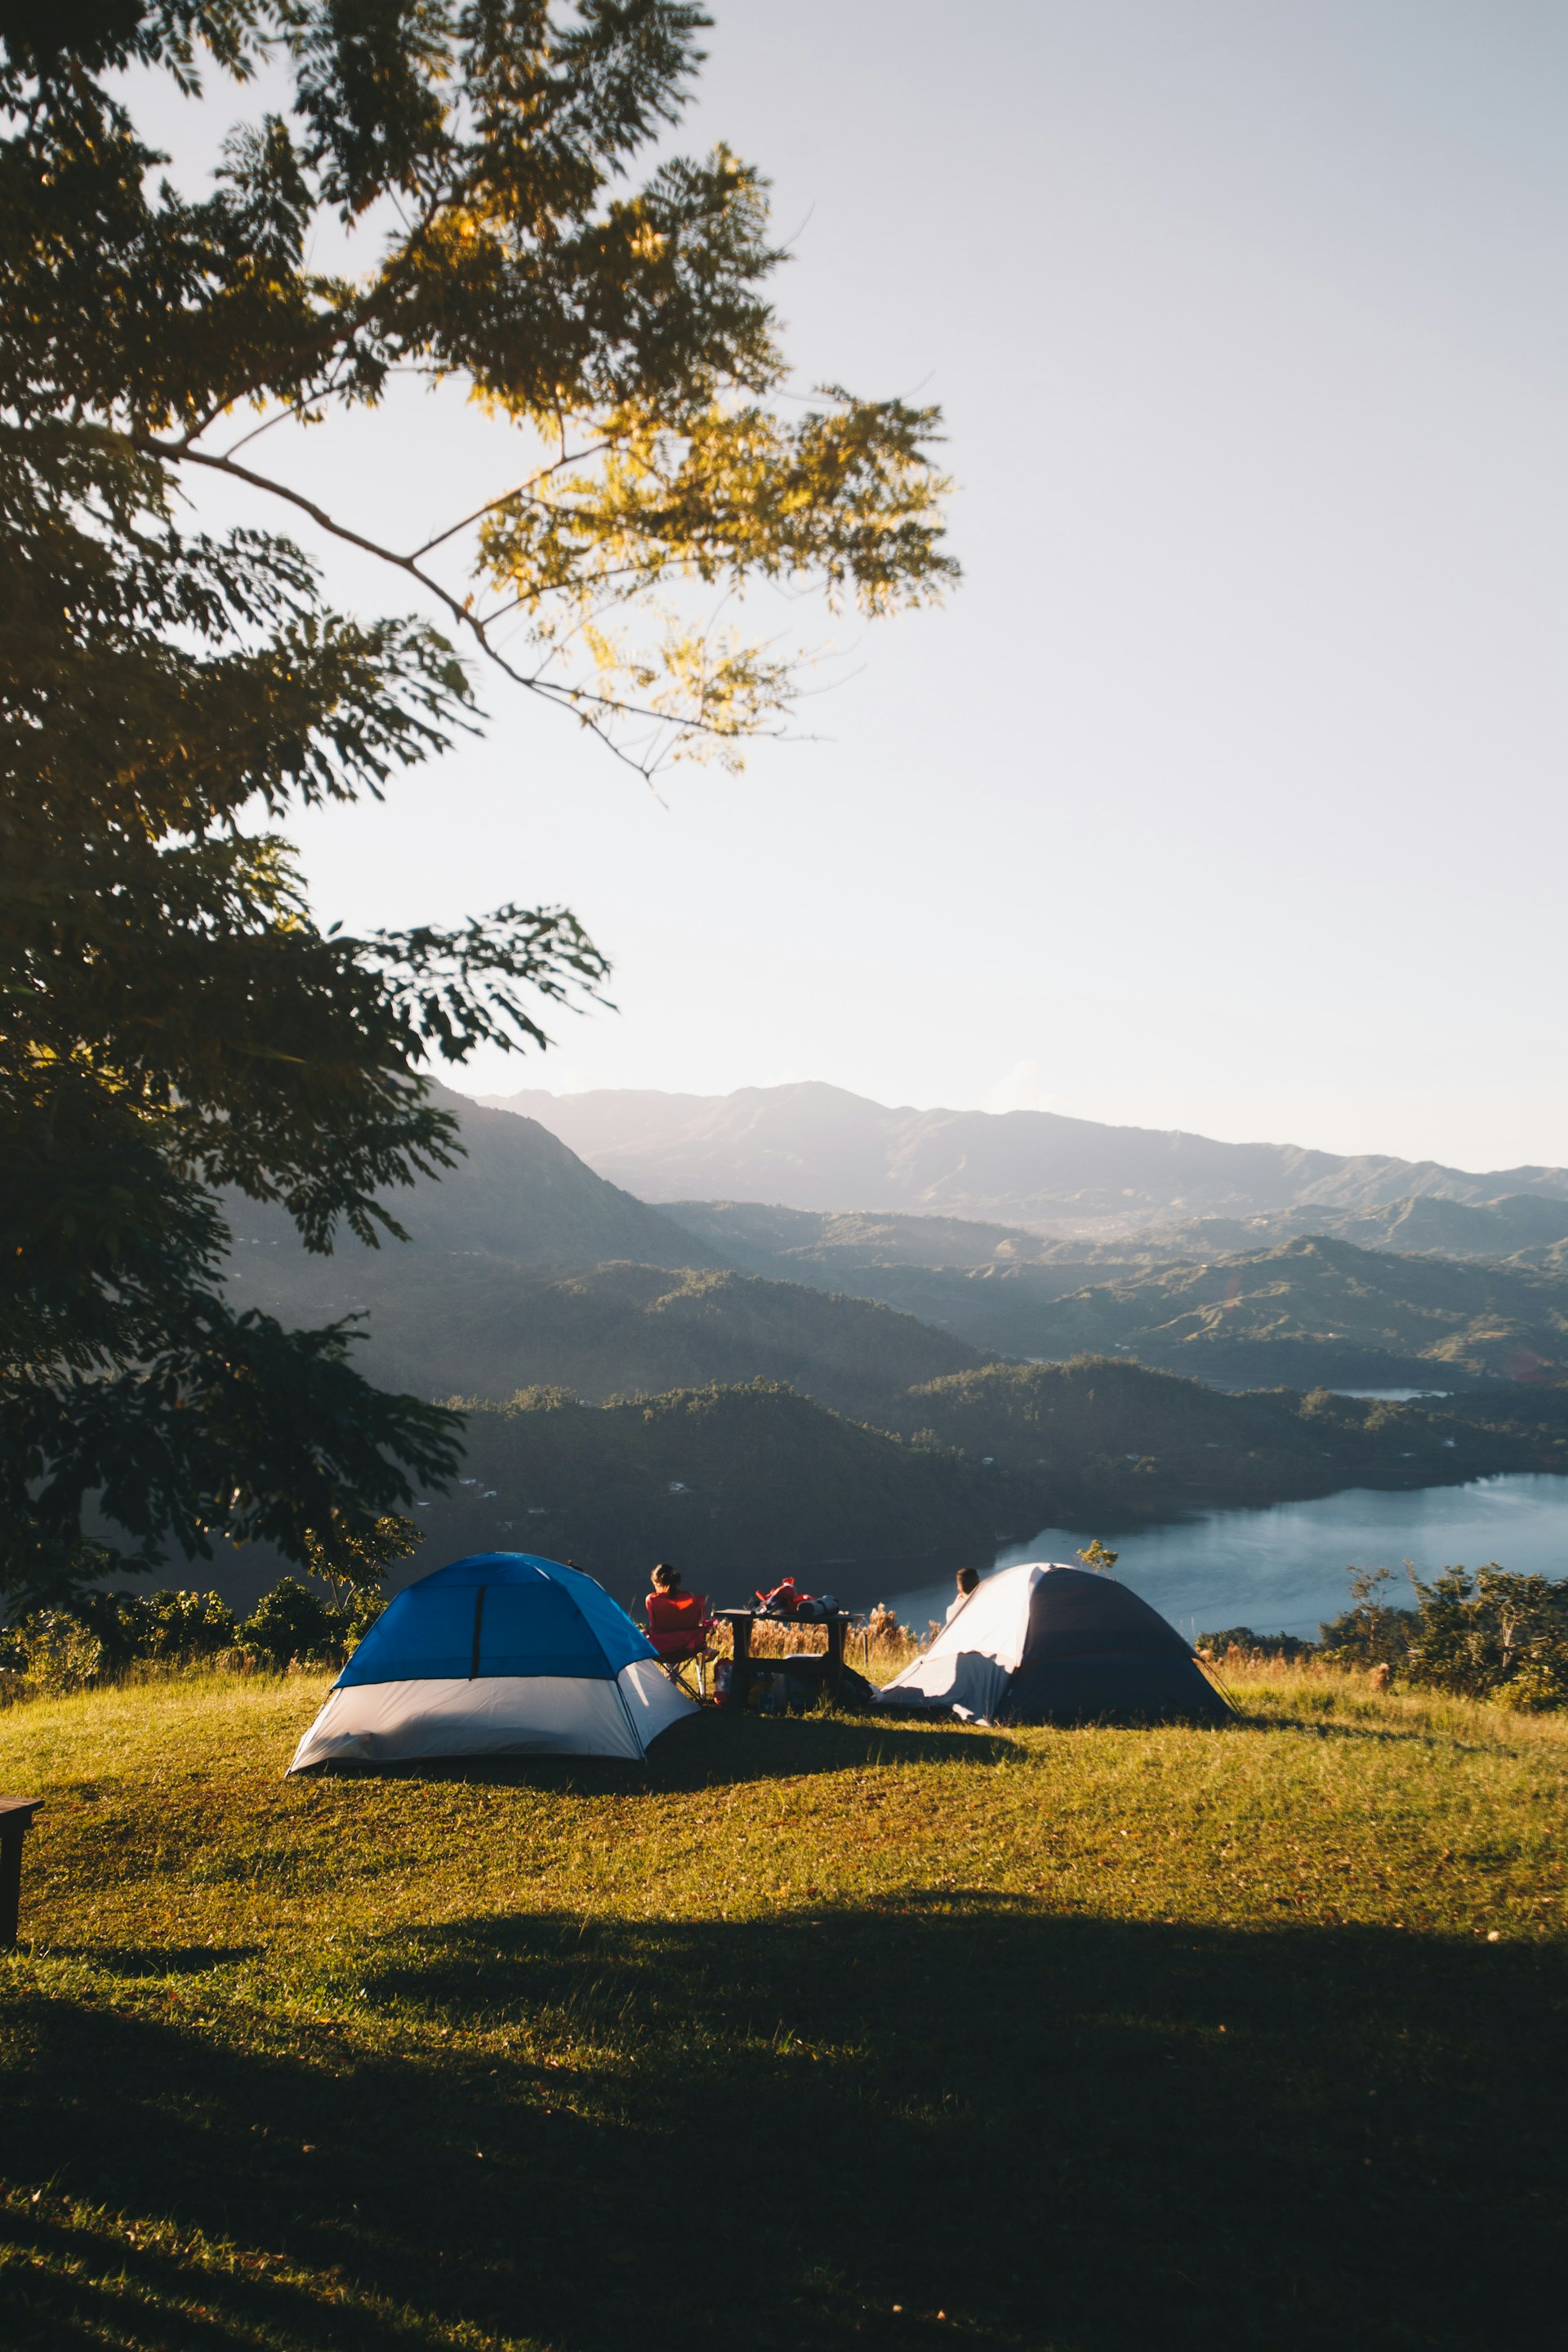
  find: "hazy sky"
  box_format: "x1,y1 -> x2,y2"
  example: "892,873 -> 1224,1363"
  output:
145,2 -> 1568,1170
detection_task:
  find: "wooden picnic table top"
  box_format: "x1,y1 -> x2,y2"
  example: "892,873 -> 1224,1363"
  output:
0,1797 -> 42,1827
711,1606 -> 855,1620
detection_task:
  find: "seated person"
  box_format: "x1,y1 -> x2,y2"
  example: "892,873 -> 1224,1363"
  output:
647,1561 -> 685,1610
645,1562 -> 707,1644
946,1565 -> 981,1623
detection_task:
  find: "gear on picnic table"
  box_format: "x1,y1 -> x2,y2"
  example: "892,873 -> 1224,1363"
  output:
753,1578 -> 840,1622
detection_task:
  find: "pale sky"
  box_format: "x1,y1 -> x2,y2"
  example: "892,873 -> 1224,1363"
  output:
140,2 -> 1568,1171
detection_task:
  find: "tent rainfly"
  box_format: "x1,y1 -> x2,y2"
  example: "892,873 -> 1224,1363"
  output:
879,1561 -> 1232,1726
288,1552 -> 694,1771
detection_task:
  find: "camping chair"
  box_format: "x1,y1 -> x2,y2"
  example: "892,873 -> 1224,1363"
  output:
644,1591 -> 714,1699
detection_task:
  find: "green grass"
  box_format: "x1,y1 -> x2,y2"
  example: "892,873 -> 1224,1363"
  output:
2,1670 -> 1566,2350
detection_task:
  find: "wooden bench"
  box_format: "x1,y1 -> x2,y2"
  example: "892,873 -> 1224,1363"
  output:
0,1797 -> 43,1947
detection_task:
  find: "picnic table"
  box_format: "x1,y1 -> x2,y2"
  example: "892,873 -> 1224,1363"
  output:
0,1797 -> 43,1948
711,1607 -> 855,1712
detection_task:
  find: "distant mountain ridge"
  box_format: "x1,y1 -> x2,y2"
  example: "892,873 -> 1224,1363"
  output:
222,1085 -> 984,1417
657,1195 -> 1568,1360
226,1081 -> 710,1271
646,1204 -> 1568,1382
479,1080 -> 1568,1234
1040,1233 -> 1568,1388
1119,1193 -> 1568,1266
661,1190 -> 1568,1275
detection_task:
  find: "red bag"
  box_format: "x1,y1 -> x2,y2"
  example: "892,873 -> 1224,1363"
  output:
755,1576 -> 802,1619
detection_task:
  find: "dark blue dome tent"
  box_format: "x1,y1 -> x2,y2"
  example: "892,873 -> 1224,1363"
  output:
288,1553 -> 694,1769
880,1562 -> 1233,1726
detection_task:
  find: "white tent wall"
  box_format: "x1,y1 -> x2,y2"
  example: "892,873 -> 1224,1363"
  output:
616,1658 -> 698,1748
880,1562 -> 1058,1721
288,1660 -> 693,1771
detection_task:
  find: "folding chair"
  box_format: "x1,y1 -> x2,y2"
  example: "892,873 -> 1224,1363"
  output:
644,1590 -> 713,1699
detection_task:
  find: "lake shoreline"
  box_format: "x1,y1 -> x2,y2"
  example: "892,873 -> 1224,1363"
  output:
884,1470 -> 1568,1643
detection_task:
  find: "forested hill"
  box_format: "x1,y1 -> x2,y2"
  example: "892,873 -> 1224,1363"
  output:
1034,1236 -> 1568,1387
1113,1192 -> 1568,1265
663,1199 -> 1045,1272
226,1082 -> 706,1272
665,1191 -> 1568,1273
479,1080 -> 1568,1232
227,1254 -> 982,1423
384,1365 -> 1568,1612
648,1208 -> 1568,1379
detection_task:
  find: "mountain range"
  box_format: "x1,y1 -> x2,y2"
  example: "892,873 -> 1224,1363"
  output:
658,1189 -> 1568,1277
480,1080 -> 1568,1234
224,1083 -> 1568,1401
652,1200 -> 1568,1374
224,1084 -> 995,1417
1018,1235 -> 1568,1388
201,1080 -> 1568,1607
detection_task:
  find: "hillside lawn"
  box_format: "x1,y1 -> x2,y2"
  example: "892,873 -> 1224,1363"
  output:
2,1671 -> 1565,2350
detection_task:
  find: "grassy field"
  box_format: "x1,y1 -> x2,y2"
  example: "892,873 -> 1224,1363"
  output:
1,1668 -> 1565,2350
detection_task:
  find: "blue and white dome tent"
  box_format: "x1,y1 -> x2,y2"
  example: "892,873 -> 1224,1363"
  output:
288,1553 -> 696,1771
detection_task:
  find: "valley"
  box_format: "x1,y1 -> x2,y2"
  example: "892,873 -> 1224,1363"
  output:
212,1082 -> 1568,1618
399,1366 -> 1568,1613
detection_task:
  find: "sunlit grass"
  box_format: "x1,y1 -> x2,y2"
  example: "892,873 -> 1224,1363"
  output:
2,1668 -> 1564,2349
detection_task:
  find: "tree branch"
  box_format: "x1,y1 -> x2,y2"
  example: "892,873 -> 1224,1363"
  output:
405,440 -> 615,560
123,429 -> 765,774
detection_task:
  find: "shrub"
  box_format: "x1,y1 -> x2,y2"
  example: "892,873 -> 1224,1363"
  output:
238,1580 -> 344,1671
0,1576 -> 384,1698
91,1589 -> 238,1668
18,1612 -> 107,1695
1405,1565 -> 1568,1708
864,1604 -> 914,1650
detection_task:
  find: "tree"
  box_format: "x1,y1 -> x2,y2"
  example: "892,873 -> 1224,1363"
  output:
0,1 -> 954,1610
1405,1563 -> 1568,1708
1315,1564 -> 1416,1673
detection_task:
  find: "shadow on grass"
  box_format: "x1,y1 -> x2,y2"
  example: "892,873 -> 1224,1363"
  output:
311,1708 -> 1018,1795
4,1904 -> 1564,2351
1230,1709 -> 1499,1753
74,1944 -> 266,1979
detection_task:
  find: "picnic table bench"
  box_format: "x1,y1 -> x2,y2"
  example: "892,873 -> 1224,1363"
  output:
711,1608 -> 854,1711
1,1797 -> 43,1947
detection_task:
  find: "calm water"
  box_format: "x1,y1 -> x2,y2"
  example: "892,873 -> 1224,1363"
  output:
884,1473 -> 1568,1644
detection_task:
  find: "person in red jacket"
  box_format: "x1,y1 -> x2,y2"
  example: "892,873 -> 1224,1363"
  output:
647,1560 -> 685,1611
645,1562 -> 707,1646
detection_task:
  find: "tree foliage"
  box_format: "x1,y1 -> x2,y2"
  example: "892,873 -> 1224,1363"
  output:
1316,1561 -> 1568,1709
0,0 -> 954,1607
1405,1563 -> 1568,1710
3,0 -> 954,766
1315,1566 -> 1418,1673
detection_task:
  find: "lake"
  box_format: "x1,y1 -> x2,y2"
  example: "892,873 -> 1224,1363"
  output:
884,1472 -> 1568,1645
